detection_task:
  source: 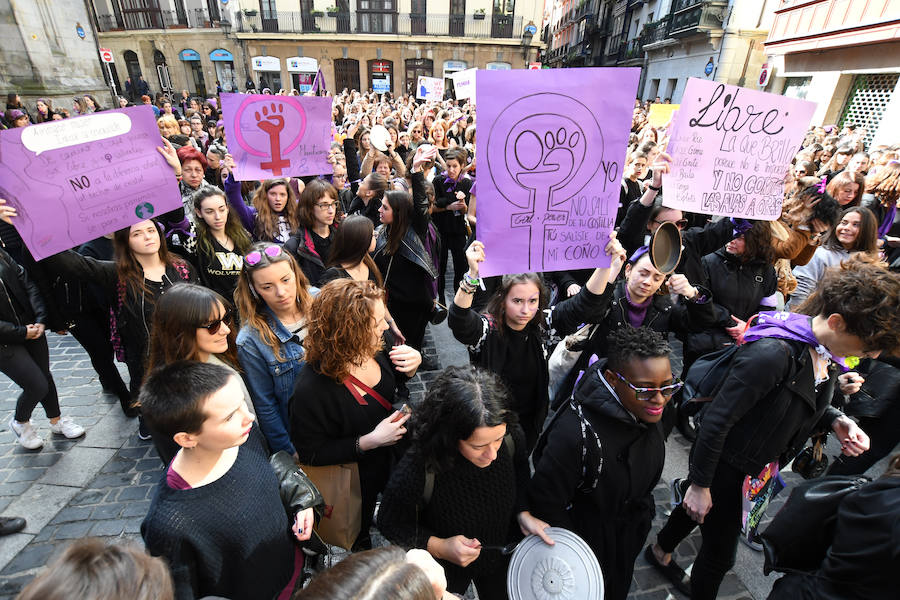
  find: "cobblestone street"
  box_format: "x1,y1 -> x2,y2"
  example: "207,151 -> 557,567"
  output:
0,323 -> 885,599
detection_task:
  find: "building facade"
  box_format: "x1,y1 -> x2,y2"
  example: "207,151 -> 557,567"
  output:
764,0 -> 900,147
91,0 -> 544,99
1,0 -> 108,106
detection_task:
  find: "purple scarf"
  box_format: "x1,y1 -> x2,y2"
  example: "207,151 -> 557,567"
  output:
743,311 -> 848,371
877,202 -> 897,238
623,287 -> 652,329
443,175 -> 458,193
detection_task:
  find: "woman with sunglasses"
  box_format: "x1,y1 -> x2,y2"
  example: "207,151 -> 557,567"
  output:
530,327 -> 679,600
145,283 -> 249,465
235,242 -> 313,457
284,179 -> 341,286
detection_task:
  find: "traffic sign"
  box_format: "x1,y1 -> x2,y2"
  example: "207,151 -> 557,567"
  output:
759,62 -> 771,87
99,48 -> 114,63
528,62 -> 541,70
704,58 -> 714,76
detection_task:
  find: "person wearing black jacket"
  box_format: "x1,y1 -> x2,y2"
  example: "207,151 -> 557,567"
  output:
432,148 -> 473,302
647,260 -> 900,600
1,247 -> 84,450
284,179 -> 340,286
448,234 -> 626,450
530,327 -> 677,600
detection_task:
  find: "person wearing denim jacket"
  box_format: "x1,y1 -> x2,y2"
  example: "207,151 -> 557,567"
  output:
236,308 -> 305,456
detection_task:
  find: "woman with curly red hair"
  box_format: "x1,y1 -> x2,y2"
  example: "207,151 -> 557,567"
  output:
290,278 -> 421,551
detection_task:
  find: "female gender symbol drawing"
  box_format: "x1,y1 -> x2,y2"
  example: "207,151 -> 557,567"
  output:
487,93 -> 604,271
230,96 -> 308,176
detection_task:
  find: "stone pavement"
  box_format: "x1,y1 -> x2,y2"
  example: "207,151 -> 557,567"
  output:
0,324 -> 890,599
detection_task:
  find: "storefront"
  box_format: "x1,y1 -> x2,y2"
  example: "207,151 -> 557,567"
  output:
369,59 -> 393,95
287,56 -> 318,93
210,48 -> 236,92
442,60 -> 467,99
486,61 -> 512,70
179,49 -> 207,97
252,55 -> 282,91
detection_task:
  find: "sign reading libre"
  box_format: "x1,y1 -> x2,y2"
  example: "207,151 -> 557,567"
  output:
664,78 -> 817,220
476,68 -> 639,276
0,106 -> 183,260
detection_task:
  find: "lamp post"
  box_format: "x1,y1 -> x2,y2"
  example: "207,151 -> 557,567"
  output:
219,17 -> 250,92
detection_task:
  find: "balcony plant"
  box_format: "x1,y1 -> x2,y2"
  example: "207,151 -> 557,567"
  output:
311,10 -> 324,16
326,6 -> 339,16
242,8 -> 258,16
474,8 -> 486,20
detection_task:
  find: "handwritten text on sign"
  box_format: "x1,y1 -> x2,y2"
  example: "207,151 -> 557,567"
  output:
220,93 -> 332,181
476,68 -> 639,276
0,106 -> 183,260
664,78 -> 816,220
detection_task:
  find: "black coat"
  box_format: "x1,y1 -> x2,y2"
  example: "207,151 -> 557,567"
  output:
530,359 -> 664,600
0,247 -> 45,344
691,337 -> 843,487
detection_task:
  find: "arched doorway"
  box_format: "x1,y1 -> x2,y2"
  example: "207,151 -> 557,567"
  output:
124,50 -> 142,100
334,58 -> 360,93
154,49 -> 173,100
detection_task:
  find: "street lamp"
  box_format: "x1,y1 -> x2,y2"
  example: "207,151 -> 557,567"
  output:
522,21 -> 537,60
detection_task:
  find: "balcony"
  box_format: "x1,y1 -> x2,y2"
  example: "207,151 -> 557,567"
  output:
236,11 -> 523,38
668,0 -> 727,38
620,36 -> 644,61
642,15 -> 671,46
97,8 -> 219,32
766,0 -> 900,52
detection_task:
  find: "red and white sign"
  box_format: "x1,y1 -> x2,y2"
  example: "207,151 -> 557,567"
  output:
758,62 -> 771,87
99,48 -> 114,63
528,62 -> 541,70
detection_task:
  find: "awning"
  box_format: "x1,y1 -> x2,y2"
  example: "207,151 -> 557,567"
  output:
179,49 -> 201,61
209,49 -> 234,62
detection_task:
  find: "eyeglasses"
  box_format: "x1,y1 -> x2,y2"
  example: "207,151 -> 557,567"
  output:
244,245 -> 283,267
654,218 -> 689,229
612,371 -> 683,401
199,308 -> 234,335
316,201 -> 339,210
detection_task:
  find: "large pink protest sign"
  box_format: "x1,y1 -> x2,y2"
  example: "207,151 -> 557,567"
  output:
664,78 -> 817,220
0,106 -> 182,260
220,93 -> 332,181
476,68 -> 639,276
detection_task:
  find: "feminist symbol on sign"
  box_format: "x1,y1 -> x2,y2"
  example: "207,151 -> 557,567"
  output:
487,93 -> 604,270
231,97 -> 308,176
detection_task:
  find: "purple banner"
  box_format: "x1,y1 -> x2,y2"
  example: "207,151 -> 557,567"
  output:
0,106 -> 183,260
220,93 -> 332,181
476,68 -> 639,277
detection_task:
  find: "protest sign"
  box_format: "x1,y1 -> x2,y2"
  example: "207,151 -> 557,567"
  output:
664,78 -> 816,220
451,68 -> 476,101
416,76 -> 444,101
0,106 -> 182,260
220,92 -> 332,181
648,103 -> 679,128
476,67 -> 639,276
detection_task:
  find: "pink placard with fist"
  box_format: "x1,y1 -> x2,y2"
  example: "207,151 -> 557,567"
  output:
220,93 -> 333,181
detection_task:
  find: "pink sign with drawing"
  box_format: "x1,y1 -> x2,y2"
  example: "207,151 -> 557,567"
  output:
220,93 -> 333,181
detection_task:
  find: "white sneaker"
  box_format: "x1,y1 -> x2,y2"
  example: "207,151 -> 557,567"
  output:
9,418 -> 44,450
49,417 -> 85,439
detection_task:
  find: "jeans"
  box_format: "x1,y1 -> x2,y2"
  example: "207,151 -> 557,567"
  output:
656,461 -> 745,600
1,338 -> 61,422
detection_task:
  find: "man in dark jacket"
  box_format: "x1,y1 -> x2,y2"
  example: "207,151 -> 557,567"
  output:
530,327 -> 677,600
647,260 -> 900,600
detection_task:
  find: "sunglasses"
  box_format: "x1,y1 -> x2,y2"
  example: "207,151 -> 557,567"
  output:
244,245 -> 283,266
199,308 -> 234,335
654,218 -> 689,229
612,371 -> 683,401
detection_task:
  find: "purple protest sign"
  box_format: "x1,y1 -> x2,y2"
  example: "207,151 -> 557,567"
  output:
664,78 -> 817,220
476,68 -> 639,277
0,105 -> 182,260
220,93 -> 332,181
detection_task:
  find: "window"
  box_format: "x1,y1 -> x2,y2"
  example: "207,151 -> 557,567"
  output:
358,0 -> 397,33
259,0 -> 278,32
492,0 -> 515,37
450,0 -> 464,35
411,0 -> 426,34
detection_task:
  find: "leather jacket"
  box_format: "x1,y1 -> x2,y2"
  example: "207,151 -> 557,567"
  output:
0,247 -> 46,345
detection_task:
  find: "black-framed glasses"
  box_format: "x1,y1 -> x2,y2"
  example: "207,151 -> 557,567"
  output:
612,371 -> 683,401
654,218 -> 688,229
199,308 -> 234,335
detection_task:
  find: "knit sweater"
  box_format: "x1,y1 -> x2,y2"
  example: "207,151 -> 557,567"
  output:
377,425 -> 529,579
141,427 -> 295,600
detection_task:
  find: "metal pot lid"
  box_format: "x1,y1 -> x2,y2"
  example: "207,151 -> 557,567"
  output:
507,527 -> 604,600
369,125 -> 390,152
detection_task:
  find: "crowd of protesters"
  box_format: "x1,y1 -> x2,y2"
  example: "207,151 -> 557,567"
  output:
0,86 -> 898,600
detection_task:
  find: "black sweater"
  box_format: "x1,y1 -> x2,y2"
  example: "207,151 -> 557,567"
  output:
141,427 -> 295,600
377,425 -> 529,579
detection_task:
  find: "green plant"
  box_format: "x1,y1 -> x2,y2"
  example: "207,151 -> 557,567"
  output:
474,8 -> 486,15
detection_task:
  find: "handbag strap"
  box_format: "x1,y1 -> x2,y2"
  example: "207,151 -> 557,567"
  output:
343,374 -> 392,412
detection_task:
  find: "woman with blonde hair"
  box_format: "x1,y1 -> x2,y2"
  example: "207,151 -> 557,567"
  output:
826,170 -> 866,207
290,278 -> 421,550
235,242 -> 313,457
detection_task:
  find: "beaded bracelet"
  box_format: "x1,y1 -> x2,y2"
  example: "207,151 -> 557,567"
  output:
459,281 -> 476,294
463,272 -> 481,287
